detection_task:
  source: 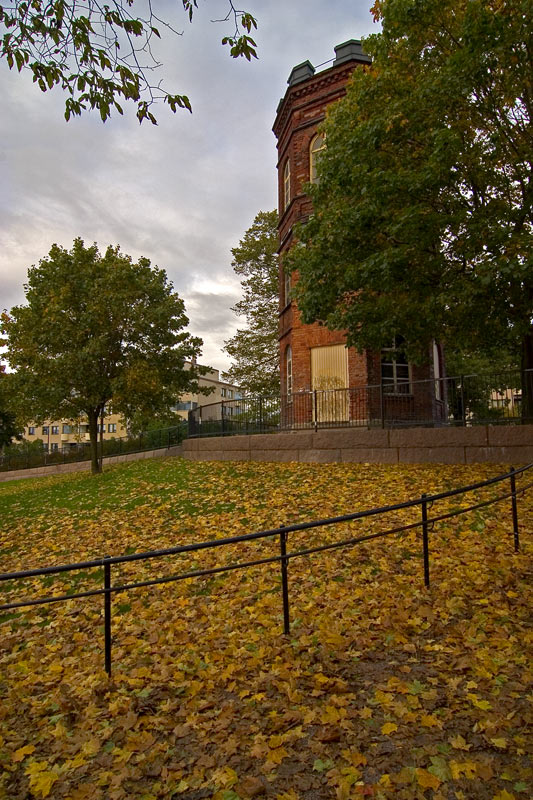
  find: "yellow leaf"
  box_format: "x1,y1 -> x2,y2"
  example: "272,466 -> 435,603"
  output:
450,760 -> 477,780
450,735 -> 471,751
420,714 -> 442,728
492,792 -> 515,800
25,762 -> 59,799
12,745 -> 36,762
415,768 -> 441,790
359,707 -> 373,719
490,738 -> 508,749
381,722 -> 398,735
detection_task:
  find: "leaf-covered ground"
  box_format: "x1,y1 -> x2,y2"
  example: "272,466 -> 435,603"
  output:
0,458 -> 532,800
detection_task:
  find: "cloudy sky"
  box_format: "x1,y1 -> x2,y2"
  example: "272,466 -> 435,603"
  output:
1,0 -> 378,373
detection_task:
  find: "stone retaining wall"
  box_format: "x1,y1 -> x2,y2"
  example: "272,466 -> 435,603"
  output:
0,445 -> 183,483
182,426 -> 533,466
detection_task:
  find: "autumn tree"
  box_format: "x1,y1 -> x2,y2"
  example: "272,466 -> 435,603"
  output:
0,369 -> 22,449
2,238 -> 203,473
223,210 -> 280,396
289,0 -> 533,418
0,0 -> 257,123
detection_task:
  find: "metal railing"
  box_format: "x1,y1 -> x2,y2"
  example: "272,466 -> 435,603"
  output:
188,369 -> 533,437
1,463 -> 530,676
0,423 -> 187,473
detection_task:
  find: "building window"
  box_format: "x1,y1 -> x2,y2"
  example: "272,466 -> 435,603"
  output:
433,341 -> 443,401
381,338 -> 411,394
28,426 -> 35,435
42,425 -> 49,435
286,345 -> 293,400
283,159 -> 291,211
51,425 -> 59,435
284,269 -> 291,306
62,424 -> 71,434
228,389 -> 233,399
221,388 -> 227,398
310,133 -> 326,184
108,423 -> 117,433
42,444 -> 49,453
51,443 -> 59,452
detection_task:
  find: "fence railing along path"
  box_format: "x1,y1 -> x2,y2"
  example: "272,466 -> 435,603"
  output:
1,464 -> 531,676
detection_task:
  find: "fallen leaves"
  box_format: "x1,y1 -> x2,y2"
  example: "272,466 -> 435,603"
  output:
0,458 -> 532,799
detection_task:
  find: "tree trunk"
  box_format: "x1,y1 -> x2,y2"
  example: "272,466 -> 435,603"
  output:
521,329 -> 533,424
88,409 -> 102,474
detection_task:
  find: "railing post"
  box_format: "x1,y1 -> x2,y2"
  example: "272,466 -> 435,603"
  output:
510,467 -> 520,553
279,530 -> 290,635
314,390 -> 318,433
380,382 -> 385,429
460,374 -> 466,426
421,494 -> 430,588
104,556 -> 112,676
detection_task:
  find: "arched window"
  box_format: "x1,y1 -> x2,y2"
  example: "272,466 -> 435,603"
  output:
284,269 -> 291,306
286,345 -> 293,399
310,133 -> 326,184
283,159 -> 291,211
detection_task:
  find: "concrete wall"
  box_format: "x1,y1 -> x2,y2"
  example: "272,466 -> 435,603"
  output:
182,426 -> 533,466
0,445 -> 183,483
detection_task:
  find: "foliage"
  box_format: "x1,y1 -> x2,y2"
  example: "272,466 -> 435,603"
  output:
1,238 -> 203,473
0,458 -> 532,799
290,0 -> 533,399
0,0 -> 258,123
224,210 -> 280,396
0,370 -> 22,448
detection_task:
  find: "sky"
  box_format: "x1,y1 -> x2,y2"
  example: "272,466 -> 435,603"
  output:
0,0 -> 379,374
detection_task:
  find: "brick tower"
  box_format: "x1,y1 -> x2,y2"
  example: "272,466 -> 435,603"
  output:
273,40 -> 444,427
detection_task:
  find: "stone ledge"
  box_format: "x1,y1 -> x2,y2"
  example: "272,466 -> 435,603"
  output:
298,449 -> 341,463
400,447 -> 466,464
341,448 -> 398,464
466,446 -> 533,464
312,428 -> 389,449
390,427 -> 487,447
487,425 -> 533,446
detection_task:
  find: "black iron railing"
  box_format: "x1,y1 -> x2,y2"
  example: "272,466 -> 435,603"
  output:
1,463 -> 530,676
188,369 -> 533,437
0,423 -> 187,473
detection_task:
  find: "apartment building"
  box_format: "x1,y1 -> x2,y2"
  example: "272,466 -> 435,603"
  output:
173,364 -> 242,421
23,412 -> 127,452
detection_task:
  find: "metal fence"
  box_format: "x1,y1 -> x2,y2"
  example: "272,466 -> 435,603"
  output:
0,462 -> 530,676
0,423 -> 187,473
188,369 -> 533,437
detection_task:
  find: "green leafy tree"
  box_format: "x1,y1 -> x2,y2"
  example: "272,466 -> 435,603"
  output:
223,210 -> 280,396
2,238 -> 203,473
0,0 -> 257,123
289,0 -> 533,418
0,370 -> 22,448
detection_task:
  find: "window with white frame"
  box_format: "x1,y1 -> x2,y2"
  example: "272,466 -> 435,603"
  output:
28,426 -> 35,435
51,425 -> 59,435
286,345 -> 293,400
381,338 -> 412,394
310,133 -> 326,184
284,269 -> 291,306
283,159 -> 291,211
108,423 -> 117,433
51,443 -> 59,452
42,425 -> 49,435
433,341 -> 443,401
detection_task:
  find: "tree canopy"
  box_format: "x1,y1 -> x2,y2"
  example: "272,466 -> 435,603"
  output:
0,0 -> 257,122
289,0 -> 533,400
1,238 -> 203,472
0,369 -> 22,449
223,210 -> 280,396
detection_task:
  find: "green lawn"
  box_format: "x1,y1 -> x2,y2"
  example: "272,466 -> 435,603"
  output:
0,458 -> 532,800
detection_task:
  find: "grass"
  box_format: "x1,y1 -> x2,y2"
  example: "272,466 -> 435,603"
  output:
0,457 -> 532,800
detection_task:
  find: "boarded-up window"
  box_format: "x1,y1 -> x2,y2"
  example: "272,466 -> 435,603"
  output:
311,345 -> 349,422
311,345 -> 348,391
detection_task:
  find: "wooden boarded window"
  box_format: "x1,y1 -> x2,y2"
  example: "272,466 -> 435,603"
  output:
311,345 -> 349,422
